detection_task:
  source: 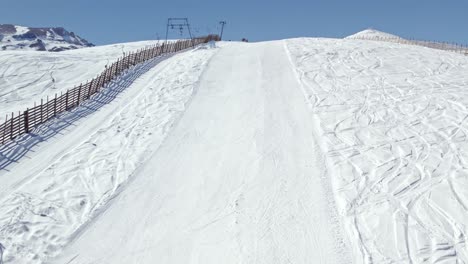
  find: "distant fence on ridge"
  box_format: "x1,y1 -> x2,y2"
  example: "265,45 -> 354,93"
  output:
348,35 -> 468,55
0,35 -> 220,145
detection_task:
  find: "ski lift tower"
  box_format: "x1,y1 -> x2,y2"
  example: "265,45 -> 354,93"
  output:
165,18 -> 193,43
219,21 -> 226,40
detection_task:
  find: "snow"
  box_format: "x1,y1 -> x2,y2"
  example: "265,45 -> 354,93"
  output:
1,33 -> 468,264
0,40 -> 165,117
286,37 -> 468,263
0,43 -> 218,263
51,41 -> 350,264
14,26 -> 29,35
346,29 -> 401,40
1,24 -> 93,52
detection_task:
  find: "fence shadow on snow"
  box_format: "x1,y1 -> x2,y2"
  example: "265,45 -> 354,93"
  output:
0,56 -> 166,171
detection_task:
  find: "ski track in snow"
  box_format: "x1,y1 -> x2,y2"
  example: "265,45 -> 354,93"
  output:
0,44 -> 218,263
51,41 -> 349,264
286,38 -> 468,263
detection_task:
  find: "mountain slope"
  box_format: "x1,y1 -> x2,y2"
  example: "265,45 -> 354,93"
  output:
286,37 -> 468,263
52,41 -> 350,264
0,43 -> 218,264
0,24 -> 93,52
0,35 -> 468,264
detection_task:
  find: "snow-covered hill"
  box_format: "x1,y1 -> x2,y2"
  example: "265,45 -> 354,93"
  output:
346,28 -> 401,40
346,29 -> 468,55
1,34 -> 468,264
0,24 -> 93,52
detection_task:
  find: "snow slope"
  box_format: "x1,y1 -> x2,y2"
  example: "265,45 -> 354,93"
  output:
346,29 -> 468,55
0,40 -> 164,117
0,43 -> 218,263
52,41 -> 350,264
286,38 -> 468,263
1,34 -> 468,264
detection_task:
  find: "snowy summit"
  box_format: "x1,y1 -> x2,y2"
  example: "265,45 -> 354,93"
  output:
345,28 -> 402,40
0,24 -> 94,52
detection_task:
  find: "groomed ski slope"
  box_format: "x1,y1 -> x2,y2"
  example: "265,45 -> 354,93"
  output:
0,34 -> 468,264
52,41 -> 350,264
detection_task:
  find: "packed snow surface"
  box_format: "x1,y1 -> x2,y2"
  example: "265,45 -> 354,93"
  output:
287,38 -> 468,263
1,35 -> 468,264
52,41 -> 349,264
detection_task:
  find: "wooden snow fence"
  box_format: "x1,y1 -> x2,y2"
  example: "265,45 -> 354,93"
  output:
0,35 -> 220,145
348,35 -> 468,55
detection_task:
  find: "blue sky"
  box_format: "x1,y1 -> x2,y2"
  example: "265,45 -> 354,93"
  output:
2,0 -> 467,45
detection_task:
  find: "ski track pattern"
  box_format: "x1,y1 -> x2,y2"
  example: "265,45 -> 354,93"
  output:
0,46 -> 217,263
286,38 -> 468,263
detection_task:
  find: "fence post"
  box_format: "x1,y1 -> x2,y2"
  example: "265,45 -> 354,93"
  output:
90,78 -> 96,95
97,75 -> 103,92
40,98 -> 43,123
94,77 -> 100,93
86,80 -> 92,98
77,84 -> 82,105
54,93 -> 57,116
65,90 -> 69,111
100,72 -> 105,89
96,76 -> 101,93
115,59 -> 119,76
10,112 -> 13,139
24,109 -> 29,133
46,96 -> 49,120
112,62 -> 117,77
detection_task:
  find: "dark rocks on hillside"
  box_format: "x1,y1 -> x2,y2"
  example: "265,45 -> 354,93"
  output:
0,24 -> 16,34
29,39 -> 46,51
49,45 -> 78,52
12,32 -> 37,40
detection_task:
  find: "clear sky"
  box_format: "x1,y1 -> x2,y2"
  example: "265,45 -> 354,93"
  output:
2,0 -> 467,45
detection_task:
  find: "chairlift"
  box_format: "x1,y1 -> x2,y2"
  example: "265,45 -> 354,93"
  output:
166,18 -> 193,41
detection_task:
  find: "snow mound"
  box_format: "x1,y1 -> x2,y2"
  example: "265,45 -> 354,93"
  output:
345,28 -> 402,40
0,24 -> 94,52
